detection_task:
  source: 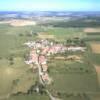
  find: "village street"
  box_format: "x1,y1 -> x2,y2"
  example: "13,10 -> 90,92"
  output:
24,39 -> 86,100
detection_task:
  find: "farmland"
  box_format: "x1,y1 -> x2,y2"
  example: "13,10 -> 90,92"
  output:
0,19 -> 36,27
90,43 -> 100,54
0,14 -> 100,100
0,24 -> 44,99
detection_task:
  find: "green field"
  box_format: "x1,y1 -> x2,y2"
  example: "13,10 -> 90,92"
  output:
0,23 -> 100,100
48,59 -> 99,92
46,27 -> 85,41
0,24 -> 42,99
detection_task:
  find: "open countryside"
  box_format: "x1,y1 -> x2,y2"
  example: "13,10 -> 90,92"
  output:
0,11 -> 100,100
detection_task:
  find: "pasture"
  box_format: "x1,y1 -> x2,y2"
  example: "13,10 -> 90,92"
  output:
0,57 -> 37,96
48,59 -> 99,93
0,23 -> 100,100
46,27 -> 85,41
0,24 -> 42,97
94,65 -> 100,87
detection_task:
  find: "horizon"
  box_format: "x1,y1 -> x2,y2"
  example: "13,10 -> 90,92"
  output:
0,10 -> 100,12
0,0 -> 100,11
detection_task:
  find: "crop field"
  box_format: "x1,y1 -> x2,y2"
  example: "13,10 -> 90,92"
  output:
90,43 -> 100,53
84,28 -> 100,33
46,27 -> 85,41
0,19 -> 36,27
8,93 -> 49,100
88,93 -> 100,100
0,57 -> 37,96
0,24 -> 44,57
48,59 -> 99,94
0,21 -> 100,100
38,32 -> 55,39
94,65 -> 100,86
0,24 -> 43,99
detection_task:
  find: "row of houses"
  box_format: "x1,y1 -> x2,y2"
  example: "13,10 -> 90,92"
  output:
25,39 -> 86,83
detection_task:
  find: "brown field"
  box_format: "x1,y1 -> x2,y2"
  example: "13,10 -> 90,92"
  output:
54,56 -> 65,60
84,28 -> 100,33
38,32 -> 54,39
0,20 -> 36,26
90,43 -> 100,53
94,65 -> 100,86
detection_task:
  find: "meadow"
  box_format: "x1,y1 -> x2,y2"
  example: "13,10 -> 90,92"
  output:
0,24 -> 43,99
0,23 -> 100,100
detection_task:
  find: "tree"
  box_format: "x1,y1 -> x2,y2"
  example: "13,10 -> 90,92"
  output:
19,33 -> 23,37
9,55 -> 14,65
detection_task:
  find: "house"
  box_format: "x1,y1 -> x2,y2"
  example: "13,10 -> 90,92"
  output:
39,55 -> 47,65
41,47 -> 50,54
29,50 -> 38,64
25,60 -> 33,65
42,64 -> 48,72
67,46 -> 86,52
24,41 -> 35,48
41,73 -> 49,82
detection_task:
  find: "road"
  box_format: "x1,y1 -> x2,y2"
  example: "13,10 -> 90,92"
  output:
36,55 -> 60,100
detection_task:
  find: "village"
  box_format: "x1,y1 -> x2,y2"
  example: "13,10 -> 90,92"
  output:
24,39 -> 86,85
0,5 -> 100,100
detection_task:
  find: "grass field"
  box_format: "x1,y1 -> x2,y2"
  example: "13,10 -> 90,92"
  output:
0,24 -> 42,97
0,24 -> 44,57
0,57 -> 37,96
48,59 -> 99,94
8,93 -> 49,100
46,27 -> 85,41
0,23 -> 100,100
94,65 -> 100,86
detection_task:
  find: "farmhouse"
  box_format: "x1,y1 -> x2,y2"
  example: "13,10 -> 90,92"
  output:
67,46 -> 86,52
39,55 -> 47,65
24,39 -> 86,85
42,64 -> 48,72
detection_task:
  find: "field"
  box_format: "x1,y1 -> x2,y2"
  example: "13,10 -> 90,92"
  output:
90,43 -> 100,53
0,24 -> 44,57
46,27 -> 85,41
8,93 -> 49,100
84,28 -> 100,33
0,19 -> 36,26
0,24 -> 44,99
0,18 -> 100,100
38,32 -> 54,39
94,65 -> 100,86
48,59 -> 99,93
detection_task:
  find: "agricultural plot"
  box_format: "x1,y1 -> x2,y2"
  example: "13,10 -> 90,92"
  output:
84,28 -> 100,33
90,43 -> 100,54
48,60 -> 99,93
0,57 -> 37,97
8,93 -> 49,100
0,24 -> 43,98
88,93 -> 100,100
0,19 -> 36,27
0,24 -> 44,57
46,27 -> 85,41
94,65 -> 100,87
38,32 -> 55,39
0,22 -> 100,100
